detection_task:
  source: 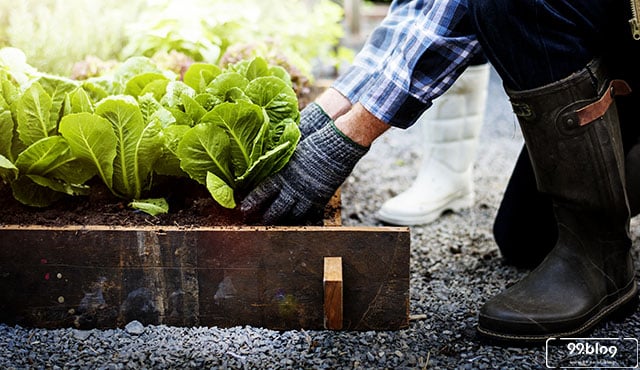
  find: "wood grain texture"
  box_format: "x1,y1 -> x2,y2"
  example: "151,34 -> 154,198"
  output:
323,257 -> 343,330
0,225 -> 410,330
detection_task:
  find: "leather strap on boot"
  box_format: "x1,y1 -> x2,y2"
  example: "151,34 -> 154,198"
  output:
575,80 -> 631,126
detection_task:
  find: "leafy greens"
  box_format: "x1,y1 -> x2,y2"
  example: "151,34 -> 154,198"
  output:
0,47 -> 300,214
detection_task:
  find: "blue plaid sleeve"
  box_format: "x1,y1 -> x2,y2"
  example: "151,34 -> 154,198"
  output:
333,0 -> 426,103
333,0 -> 482,129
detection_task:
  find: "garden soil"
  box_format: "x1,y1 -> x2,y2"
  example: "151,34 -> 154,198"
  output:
0,177 -> 247,227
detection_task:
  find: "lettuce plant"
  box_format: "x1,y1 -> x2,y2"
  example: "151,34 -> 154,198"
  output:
59,95 -> 166,200
0,66 -> 94,207
174,57 -> 300,208
0,47 -> 300,214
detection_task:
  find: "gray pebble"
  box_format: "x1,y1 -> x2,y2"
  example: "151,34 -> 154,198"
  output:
72,329 -> 92,341
124,320 -> 145,335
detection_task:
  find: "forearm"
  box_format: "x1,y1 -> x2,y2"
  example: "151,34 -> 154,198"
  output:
334,103 -> 390,147
315,88 -> 352,119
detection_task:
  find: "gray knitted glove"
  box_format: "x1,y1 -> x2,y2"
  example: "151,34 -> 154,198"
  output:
299,102 -> 332,139
240,121 -> 368,225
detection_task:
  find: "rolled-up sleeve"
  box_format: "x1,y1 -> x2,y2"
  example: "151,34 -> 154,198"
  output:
334,0 -> 482,129
333,0 -> 424,103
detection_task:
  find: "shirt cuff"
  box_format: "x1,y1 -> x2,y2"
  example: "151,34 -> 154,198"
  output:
331,65 -> 374,105
358,71 -> 431,129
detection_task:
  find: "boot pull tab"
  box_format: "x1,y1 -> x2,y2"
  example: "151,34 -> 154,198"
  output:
575,80 -> 632,126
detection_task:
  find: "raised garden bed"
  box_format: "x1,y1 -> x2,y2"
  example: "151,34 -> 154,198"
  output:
0,189 -> 410,331
0,51 -> 410,331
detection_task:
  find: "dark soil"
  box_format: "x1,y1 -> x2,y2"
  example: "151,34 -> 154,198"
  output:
0,177 -> 249,227
0,176 -> 337,228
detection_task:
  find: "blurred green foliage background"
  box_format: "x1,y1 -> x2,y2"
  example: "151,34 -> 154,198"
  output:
0,0 -> 351,80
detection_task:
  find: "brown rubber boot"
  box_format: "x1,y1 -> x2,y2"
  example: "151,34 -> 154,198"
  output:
477,59 -> 638,342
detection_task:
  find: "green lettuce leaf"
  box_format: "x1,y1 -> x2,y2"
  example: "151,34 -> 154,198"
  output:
0,154 -> 18,183
14,136 -> 70,175
237,141 -> 291,189
0,109 -> 14,161
81,78 -> 111,102
139,79 -> 170,102
139,94 -> 176,128
244,76 -> 299,125
15,82 -> 53,146
206,171 -> 236,209
129,198 -> 169,216
125,72 -> 168,98
177,121 -> 233,186
195,93 -> 222,112
10,175 -> 63,207
59,112 -> 117,189
181,94 -> 207,124
155,124 -> 190,177
26,174 -> 90,197
161,81 -> 196,109
200,101 -> 266,177
245,57 -> 270,81
206,72 -> 249,101
0,71 -> 20,107
64,87 -> 95,114
183,63 -> 221,92
96,96 -> 164,199
111,56 -> 169,94
37,74 -> 80,127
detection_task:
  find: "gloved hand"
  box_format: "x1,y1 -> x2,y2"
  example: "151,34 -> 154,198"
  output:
240,121 -> 368,225
299,102 -> 332,139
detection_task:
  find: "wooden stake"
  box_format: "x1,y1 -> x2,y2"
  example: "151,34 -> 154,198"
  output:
323,257 -> 343,330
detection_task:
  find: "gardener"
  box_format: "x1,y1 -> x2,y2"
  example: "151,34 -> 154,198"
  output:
241,0 -> 640,342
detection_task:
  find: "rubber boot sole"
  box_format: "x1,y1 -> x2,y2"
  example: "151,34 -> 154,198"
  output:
476,279 -> 638,344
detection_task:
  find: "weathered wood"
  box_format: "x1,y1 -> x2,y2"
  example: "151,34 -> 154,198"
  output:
0,225 -> 410,330
323,257 -> 343,330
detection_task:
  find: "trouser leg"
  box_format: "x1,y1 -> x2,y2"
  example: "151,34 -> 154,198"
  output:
468,0 -> 627,90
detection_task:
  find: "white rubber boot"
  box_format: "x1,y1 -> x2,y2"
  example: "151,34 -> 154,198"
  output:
376,63 -> 490,225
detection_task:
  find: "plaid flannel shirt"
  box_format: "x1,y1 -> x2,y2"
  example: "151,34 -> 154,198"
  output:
332,0 -> 482,128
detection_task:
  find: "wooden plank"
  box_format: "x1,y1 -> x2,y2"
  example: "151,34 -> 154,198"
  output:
323,257 -> 343,330
0,225 -> 410,330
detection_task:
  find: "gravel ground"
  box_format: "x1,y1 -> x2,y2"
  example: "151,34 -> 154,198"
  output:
1,69 -> 639,369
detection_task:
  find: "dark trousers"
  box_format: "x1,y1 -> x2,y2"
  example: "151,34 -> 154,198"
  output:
466,0 -> 640,267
